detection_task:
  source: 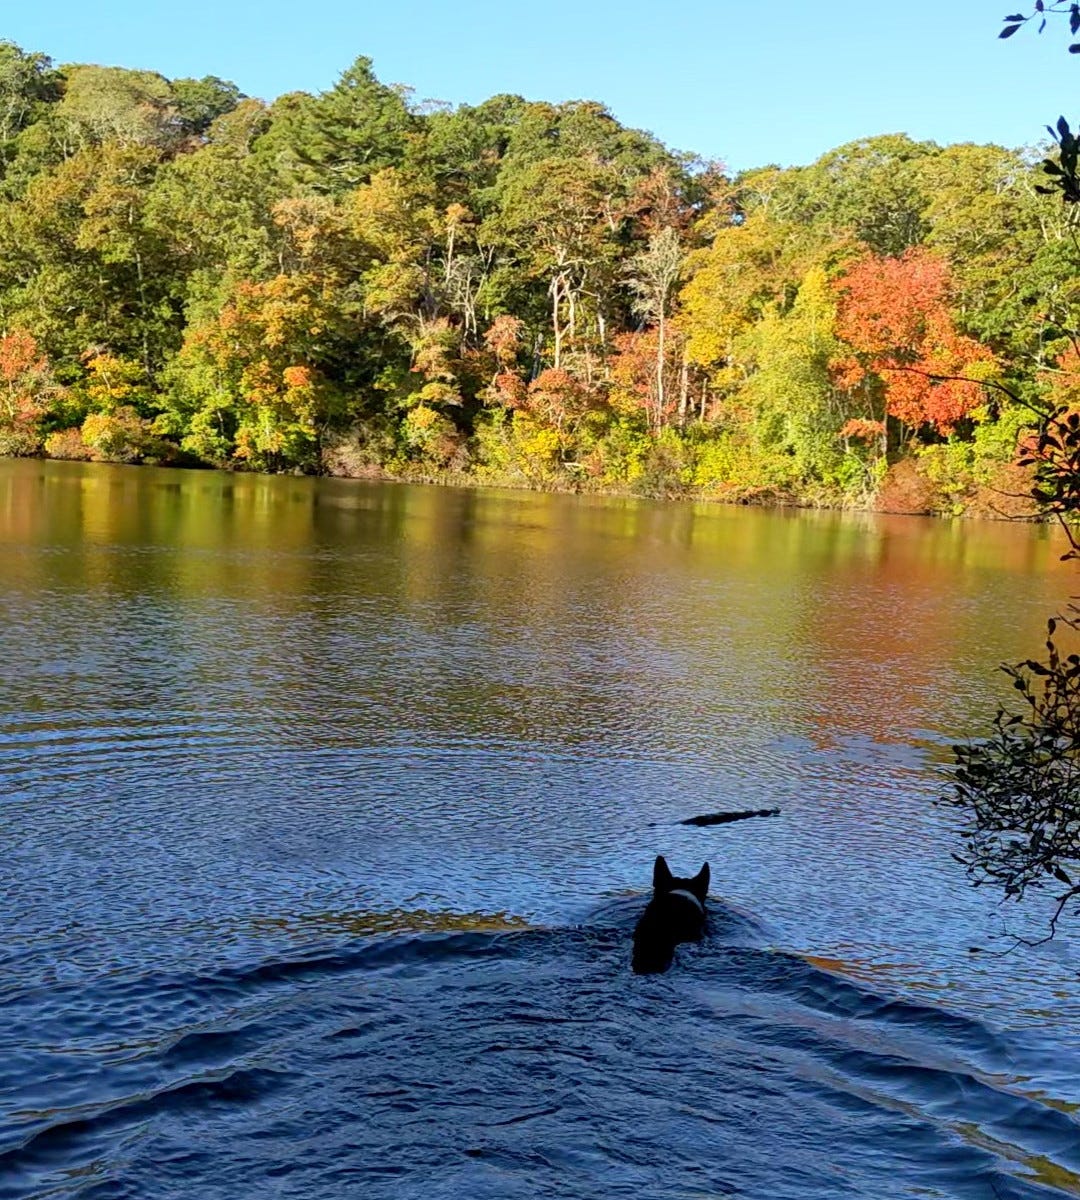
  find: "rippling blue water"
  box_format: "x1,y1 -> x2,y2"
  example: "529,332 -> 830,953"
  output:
1,461 -> 1079,1198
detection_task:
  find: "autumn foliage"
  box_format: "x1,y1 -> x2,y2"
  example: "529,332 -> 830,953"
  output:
0,330 -> 52,453
0,42 -> 1058,508
608,328 -> 686,427
832,248 -> 994,434
0,331 -> 49,421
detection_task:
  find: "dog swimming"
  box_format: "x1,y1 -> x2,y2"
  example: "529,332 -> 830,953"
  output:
632,855 -> 710,974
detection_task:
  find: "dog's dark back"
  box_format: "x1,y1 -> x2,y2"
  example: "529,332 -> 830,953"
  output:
631,855 -> 710,974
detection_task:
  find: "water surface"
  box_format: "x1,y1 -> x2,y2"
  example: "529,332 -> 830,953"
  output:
1,460 -> 1078,1199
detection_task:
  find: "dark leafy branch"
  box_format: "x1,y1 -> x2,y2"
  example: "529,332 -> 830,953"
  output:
1036,117 -> 1080,206
941,382 -> 1080,932
1019,404 -> 1080,556
1000,10 -> 1080,207
1000,2 -> 1080,50
946,609 -> 1080,942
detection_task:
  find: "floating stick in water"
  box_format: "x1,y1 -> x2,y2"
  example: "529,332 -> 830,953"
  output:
678,808 -> 780,827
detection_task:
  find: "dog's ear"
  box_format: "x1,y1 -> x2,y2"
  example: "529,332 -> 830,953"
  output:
690,862 -> 710,902
652,855 -> 674,892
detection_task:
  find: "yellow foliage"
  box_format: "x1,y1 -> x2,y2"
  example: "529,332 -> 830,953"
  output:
81,354 -> 147,413
80,406 -> 150,461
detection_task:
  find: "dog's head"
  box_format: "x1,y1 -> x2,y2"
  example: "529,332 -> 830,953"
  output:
631,855 -> 711,974
652,854 -> 710,905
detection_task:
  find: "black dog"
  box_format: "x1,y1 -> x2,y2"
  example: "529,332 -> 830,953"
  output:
632,855 -> 710,974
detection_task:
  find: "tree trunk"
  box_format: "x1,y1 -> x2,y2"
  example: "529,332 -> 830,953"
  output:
550,274 -> 564,370
656,311 -> 665,430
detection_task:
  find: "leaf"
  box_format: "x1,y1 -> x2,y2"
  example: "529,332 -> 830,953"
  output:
1000,23 -> 1022,36
1003,10 -> 1025,17
1054,866 -> 1073,885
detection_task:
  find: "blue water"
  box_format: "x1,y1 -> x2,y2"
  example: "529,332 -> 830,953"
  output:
1,461 -> 1079,1198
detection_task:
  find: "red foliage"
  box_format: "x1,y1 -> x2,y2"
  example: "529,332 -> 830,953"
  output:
0,330 -> 43,384
526,368 -> 600,428
609,331 -> 656,412
0,329 -> 50,428
833,247 -> 992,433
490,371 -> 527,409
483,315 -> 525,370
608,328 -> 685,425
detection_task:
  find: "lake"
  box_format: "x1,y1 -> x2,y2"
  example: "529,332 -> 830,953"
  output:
1,458 -> 1079,1199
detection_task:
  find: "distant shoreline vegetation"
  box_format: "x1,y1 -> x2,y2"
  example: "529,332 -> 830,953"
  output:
0,42 -> 1066,517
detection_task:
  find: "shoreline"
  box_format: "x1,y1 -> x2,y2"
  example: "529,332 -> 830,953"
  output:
2,450 -> 1048,526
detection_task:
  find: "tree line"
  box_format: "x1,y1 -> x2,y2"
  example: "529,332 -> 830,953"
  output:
0,41 -> 1075,508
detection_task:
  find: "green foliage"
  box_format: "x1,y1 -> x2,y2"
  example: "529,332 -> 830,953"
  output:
626,427 -> 695,497
258,57 -> 417,194
0,41 -> 60,175
170,76 -> 243,137
53,65 -> 177,151
399,404 -> 464,472
579,414 -> 652,486
472,409 -> 564,485
1021,402 -> 1080,538
734,265 -> 848,483
907,406 -> 1033,514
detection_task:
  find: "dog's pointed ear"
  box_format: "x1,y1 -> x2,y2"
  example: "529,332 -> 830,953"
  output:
691,862 -> 710,901
653,855 -> 673,891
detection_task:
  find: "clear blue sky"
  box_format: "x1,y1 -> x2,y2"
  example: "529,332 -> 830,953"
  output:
5,1 -> 1077,170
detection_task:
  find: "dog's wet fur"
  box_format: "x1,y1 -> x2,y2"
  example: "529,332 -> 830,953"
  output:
632,855 -> 710,974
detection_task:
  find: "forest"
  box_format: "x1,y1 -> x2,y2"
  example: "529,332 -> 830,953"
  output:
0,40 -> 1074,512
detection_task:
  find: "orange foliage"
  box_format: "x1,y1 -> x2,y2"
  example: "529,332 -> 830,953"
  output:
483,315 -> 525,370
526,368 -> 601,429
0,330 -> 44,384
839,417 -> 886,442
489,371 -> 527,409
1040,344 -> 1080,410
281,365 -> 314,389
833,248 -> 993,433
0,329 -> 52,431
608,328 -> 685,425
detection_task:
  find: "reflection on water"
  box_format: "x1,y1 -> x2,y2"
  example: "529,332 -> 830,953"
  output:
1,460 -> 1078,1199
